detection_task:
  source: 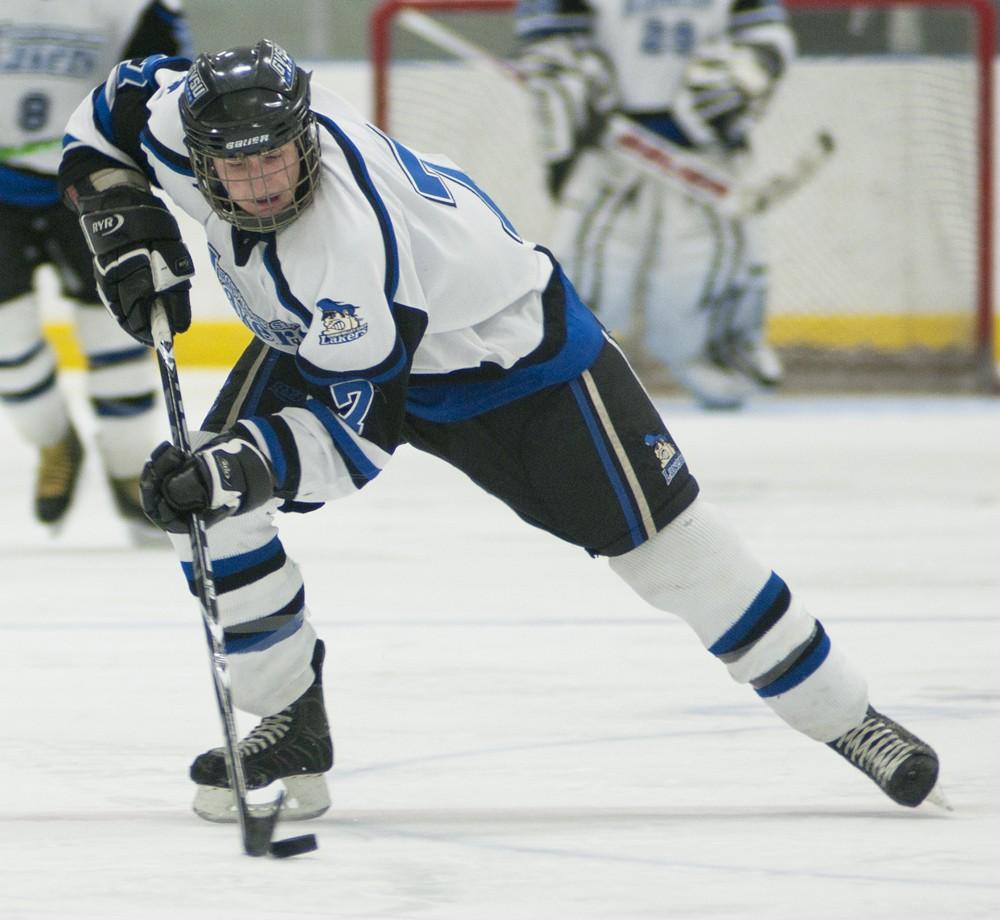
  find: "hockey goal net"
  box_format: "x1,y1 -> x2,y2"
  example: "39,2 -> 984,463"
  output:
371,0 -> 996,392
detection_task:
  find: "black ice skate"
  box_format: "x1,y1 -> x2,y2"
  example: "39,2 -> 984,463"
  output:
35,424 -> 84,524
828,706 -> 948,808
190,640 -> 333,823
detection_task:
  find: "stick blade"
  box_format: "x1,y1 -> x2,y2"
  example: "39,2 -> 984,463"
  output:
241,792 -> 284,857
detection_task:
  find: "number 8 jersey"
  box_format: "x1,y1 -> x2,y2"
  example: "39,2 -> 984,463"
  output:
0,0 -> 189,206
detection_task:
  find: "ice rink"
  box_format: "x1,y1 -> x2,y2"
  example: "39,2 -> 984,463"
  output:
1,370 -> 998,920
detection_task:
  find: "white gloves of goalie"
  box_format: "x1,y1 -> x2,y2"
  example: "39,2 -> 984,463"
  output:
672,39 -> 782,150
517,34 -> 619,165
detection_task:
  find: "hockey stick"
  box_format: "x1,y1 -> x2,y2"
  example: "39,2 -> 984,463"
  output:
389,8 -> 833,217
150,300 -> 317,860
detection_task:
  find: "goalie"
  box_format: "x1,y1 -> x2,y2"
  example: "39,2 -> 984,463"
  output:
515,0 -> 795,408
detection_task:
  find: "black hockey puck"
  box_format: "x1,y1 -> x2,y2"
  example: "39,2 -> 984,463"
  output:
269,834 -> 318,858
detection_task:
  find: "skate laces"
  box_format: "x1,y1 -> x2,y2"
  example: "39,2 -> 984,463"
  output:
833,716 -> 918,788
238,711 -> 294,756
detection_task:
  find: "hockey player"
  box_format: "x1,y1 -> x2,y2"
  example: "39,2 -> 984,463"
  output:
60,40 -> 941,822
514,0 -> 792,409
0,1 -> 190,528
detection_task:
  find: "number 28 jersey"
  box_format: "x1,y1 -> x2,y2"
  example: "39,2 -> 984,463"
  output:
515,0 -> 790,113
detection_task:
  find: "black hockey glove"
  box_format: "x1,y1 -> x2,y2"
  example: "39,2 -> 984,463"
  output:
78,186 -> 194,346
140,432 -> 275,533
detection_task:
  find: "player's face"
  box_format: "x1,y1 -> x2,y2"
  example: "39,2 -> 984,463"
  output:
212,142 -> 301,218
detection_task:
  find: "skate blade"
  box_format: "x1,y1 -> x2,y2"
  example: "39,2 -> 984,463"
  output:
924,782 -> 953,812
193,774 -> 331,824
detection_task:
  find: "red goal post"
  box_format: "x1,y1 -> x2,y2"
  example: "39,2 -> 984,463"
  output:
370,0 -> 998,391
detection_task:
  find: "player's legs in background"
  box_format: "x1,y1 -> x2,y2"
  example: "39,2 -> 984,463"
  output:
550,152 -> 756,409
711,214 -> 784,387
642,188 -> 757,408
0,204 -> 81,524
47,202 -> 162,530
549,149 -> 643,343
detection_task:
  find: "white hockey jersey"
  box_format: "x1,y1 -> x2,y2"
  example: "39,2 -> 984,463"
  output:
0,0 -> 188,204
61,57 -> 605,503
516,0 -> 793,114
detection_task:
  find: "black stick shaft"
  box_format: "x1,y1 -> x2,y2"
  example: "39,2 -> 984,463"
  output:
150,302 -> 280,856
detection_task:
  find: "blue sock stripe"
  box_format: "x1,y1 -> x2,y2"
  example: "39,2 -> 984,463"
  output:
86,346 -> 148,369
180,535 -> 284,587
568,378 -> 644,550
755,625 -> 831,698
91,394 -> 155,417
709,571 -> 788,657
224,605 -> 305,655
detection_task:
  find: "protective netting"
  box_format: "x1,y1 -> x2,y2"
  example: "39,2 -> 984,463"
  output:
373,1 -> 994,391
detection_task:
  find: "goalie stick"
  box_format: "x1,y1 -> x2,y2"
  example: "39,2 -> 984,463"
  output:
150,301 -> 317,860
386,7 -> 834,217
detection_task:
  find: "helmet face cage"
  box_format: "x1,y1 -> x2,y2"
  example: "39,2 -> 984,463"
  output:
180,40 -> 322,232
188,118 -> 321,232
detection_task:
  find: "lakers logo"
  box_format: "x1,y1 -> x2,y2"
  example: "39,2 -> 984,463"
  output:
644,433 -> 685,485
317,299 -> 368,345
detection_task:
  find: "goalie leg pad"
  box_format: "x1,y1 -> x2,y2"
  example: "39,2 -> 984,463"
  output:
609,496 -> 868,741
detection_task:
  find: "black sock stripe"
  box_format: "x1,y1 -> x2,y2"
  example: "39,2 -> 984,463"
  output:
0,371 -> 57,402
717,582 -> 792,663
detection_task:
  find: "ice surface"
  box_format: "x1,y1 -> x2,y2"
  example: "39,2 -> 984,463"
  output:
1,371 -> 997,919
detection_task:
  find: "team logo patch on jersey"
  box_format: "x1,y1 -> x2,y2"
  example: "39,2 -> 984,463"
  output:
644,433 -> 686,485
317,299 -> 368,345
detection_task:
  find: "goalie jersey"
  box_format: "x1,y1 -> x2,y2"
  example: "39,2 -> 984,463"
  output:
60,57 -> 605,504
515,0 -> 794,152
0,0 -> 189,206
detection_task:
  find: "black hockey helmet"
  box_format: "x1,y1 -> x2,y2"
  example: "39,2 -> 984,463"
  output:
179,39 -> 321,231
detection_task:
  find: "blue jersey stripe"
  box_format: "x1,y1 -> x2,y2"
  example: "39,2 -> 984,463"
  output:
305,397 -> 382,484
262,237 -> 313,327
246,415 -> 288,490
141,128 -> 193,177
315,115 -> 399,304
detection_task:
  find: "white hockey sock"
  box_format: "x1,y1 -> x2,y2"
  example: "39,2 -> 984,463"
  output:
168,489 -> 317,716
74,300 -> 159,477
609,496 -> 868,741
0,293 -> 70,446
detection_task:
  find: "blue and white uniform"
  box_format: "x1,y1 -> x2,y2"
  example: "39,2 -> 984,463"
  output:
61,52 -> 867,753
0,0 -> 189,478
65,63 -> 608,504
